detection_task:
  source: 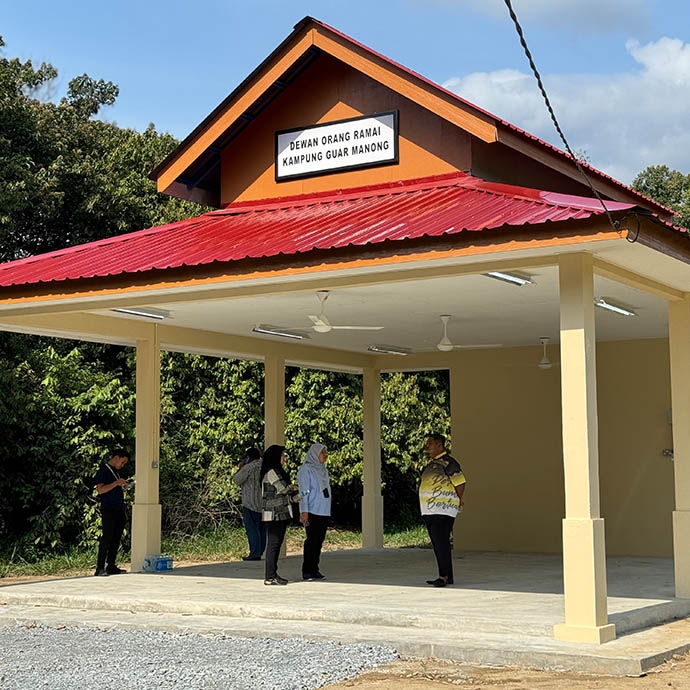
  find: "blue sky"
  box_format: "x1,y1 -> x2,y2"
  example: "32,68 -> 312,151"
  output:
4,0 -> 690,184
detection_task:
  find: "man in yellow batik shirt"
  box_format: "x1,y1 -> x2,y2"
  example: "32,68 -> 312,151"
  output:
419,433 -> 466,587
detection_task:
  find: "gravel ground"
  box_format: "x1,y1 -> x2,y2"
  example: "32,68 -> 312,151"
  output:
0,624 -> 399,690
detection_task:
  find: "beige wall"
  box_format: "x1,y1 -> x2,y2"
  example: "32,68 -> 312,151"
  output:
597,339 -> 674,556
451,338 -> 674,556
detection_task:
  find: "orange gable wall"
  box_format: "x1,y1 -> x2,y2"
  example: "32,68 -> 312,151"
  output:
220,55 -> 471,204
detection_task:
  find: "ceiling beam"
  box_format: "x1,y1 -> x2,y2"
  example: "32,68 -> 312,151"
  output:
593,258 -> 684,302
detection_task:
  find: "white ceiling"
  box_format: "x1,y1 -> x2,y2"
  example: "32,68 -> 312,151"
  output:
93,243 -> 675,357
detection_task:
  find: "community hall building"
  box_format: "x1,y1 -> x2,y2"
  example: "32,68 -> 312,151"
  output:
1,17 -> 689,645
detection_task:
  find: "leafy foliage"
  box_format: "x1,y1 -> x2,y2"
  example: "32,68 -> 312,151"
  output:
158,354 -> 264,536
0,337 -> 134,558
632,164 -> 690,229
0,35 -> 204,261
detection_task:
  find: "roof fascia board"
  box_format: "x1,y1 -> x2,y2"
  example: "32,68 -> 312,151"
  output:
156,30 -> 316,195
0,239 -> 620,316
626,216 -> 690,267
497,129 -> 671,216
0,225 -> 630,315
311,30 -> 497,144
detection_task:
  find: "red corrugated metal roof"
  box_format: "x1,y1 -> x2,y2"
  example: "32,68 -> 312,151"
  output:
0,172 -> 639,288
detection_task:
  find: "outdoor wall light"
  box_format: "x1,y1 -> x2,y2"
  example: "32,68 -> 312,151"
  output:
252,324 -> 310,340
484,271 -> 534,286
112,307 -> 169,320
594,298 -> 637,317
368,344 -> 411,355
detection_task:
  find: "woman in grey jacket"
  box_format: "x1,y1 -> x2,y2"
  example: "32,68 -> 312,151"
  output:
260,444 -> 298,585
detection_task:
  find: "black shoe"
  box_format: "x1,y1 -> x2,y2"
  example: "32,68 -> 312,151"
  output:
264,576 -> 288,585
106,566 -> 126,575
242,556 -> 261,561
303,571 -> 326,581
426,577 -> 453,587
94,568 -> 109,577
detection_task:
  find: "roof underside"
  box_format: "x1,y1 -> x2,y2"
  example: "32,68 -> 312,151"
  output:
0,173 -> 641,289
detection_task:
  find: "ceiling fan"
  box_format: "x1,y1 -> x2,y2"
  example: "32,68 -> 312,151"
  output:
537,336 -> 559,370
306,291 -> 385,333
435,315 -> 502,352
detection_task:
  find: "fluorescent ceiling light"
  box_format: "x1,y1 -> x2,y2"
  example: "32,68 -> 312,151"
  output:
594,298 -> 637,317
252,324 -> 310,340
368,344 -> 411,355
484,271 -> 534,286
112,307 -> 169,320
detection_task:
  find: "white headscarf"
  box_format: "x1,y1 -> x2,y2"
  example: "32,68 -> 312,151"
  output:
302,442 -> 330,492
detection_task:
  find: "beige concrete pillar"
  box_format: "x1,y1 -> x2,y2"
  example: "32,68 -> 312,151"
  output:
131,326 -> 162,572
669,294 -> 690,598
264,354 -> 285,447
553,253 -> 615,644
362,367 -> 383,548
449,361 -> 463,549
264,354 -> 287,556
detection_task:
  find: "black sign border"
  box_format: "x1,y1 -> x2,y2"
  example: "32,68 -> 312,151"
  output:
275,110 -> 399,183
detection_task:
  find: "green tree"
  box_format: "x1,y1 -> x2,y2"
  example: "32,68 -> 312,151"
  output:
0,34 -> 205,261
632,164 -> 690,230
158,354 -> 264,536
0,339 -> 133,558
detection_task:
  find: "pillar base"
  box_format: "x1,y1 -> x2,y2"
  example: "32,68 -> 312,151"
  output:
131,503 -> 162,572
554,623 -> 616,644
673,510 -> 690,598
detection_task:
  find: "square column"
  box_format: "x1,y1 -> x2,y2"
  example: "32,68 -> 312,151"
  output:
131,326 -> 162,572
362,367 -> 383,548
449,361 -> 463,549
264,354 -> 285,447
264,355 -> 286,556
669,294 -> 690,598
553,253 -> 615,644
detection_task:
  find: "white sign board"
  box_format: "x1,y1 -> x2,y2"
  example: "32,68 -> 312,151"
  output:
275,111 -> 398,181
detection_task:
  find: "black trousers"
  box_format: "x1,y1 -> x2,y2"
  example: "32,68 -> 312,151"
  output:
302,513 -> 329,576
264,519 -> 289,580
97,505 -> 126,570
422,514 -> 455,580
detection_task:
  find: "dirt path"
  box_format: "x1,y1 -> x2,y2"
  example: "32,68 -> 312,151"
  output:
324,653 -> 690,689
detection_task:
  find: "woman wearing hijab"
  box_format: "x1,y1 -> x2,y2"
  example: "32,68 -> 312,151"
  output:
296,442 -> 331,581
260,444 -> 298,585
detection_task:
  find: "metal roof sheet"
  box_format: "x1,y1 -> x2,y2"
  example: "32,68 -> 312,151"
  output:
0,172 -> 641,288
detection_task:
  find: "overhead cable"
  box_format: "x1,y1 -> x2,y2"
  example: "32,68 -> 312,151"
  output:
502,0 -> 620,231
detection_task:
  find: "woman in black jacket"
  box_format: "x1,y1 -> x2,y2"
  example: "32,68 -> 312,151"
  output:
261,444 -> 298,585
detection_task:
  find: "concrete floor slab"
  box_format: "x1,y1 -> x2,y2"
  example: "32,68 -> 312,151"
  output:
1,549 -> 690,676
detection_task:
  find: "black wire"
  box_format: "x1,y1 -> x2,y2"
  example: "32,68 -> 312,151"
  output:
502,0 -> 620,231
624,213 -> 641,243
